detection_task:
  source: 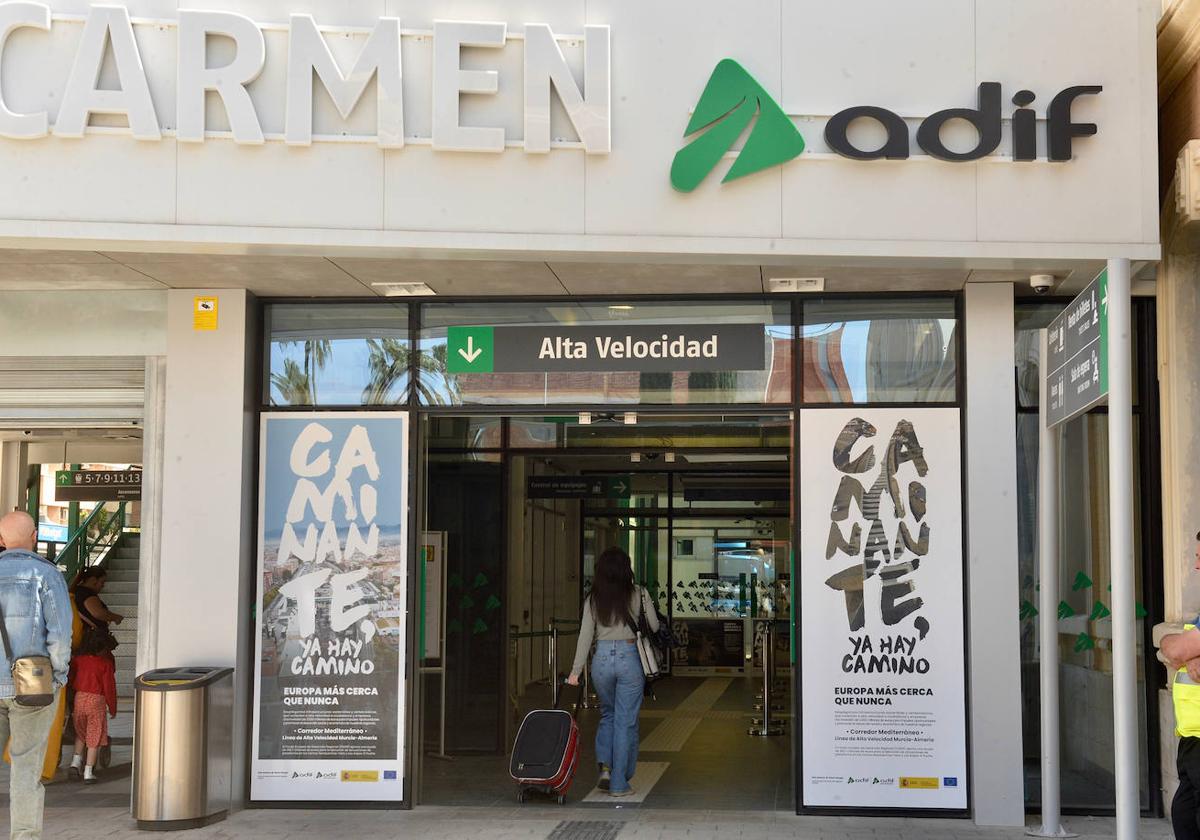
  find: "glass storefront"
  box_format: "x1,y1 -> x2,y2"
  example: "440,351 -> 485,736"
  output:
252,290 -> 1161,816
1014,299 -> 1161,814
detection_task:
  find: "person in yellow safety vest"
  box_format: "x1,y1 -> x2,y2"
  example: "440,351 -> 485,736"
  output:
1160,531 -> 1200,840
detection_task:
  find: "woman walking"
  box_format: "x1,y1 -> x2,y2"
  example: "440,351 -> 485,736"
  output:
566,547 -> 658,798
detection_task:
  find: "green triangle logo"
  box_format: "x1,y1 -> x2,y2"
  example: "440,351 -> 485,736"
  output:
670,59 -> 805,192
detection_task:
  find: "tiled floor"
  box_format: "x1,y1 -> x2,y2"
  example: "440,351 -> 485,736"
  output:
0,705 -> 134,806
422,676 -> 792,811
21,805 -> 1181,839
0,680 -> 1175,840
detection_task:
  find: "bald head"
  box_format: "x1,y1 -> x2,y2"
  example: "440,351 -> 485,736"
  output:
0,511 -> 36,552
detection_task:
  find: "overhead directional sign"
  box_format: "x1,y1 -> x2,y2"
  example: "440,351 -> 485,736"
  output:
446,324 -> 765,374
1045,268 -> 1109,428
54,469 -> 143,501
527,475 -> 632,500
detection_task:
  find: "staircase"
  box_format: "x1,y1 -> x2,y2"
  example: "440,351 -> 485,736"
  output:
100,532 -> 140,698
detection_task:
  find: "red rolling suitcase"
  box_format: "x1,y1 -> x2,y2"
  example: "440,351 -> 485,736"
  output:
510,682 -> 581,804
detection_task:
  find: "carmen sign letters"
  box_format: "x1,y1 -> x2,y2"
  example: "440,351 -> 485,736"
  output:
0,3 -> 611,152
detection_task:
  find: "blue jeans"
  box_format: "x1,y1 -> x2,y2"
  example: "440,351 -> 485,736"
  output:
590,640 -> 644,793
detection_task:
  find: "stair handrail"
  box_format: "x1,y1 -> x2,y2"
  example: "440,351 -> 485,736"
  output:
58,501 -> 127,583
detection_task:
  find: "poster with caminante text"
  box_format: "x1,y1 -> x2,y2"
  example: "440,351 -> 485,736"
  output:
800,408 -> 966,810
252,413 -> 408,802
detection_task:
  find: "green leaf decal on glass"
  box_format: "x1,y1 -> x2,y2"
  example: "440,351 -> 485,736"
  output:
484,594 -> 502,612
670,59 -> 804,192
1057,601 -> 1075,620
1071,571 -> 1093,592
460,593 -> 475,611
1136,602 -> 1148,619
1019,600 -> 1038,620
1089,600 -> 1111,621
1074,632 -> 1096,653
448,618 -> 463,635
472,618 -> 489,635
473,572 -> 490,589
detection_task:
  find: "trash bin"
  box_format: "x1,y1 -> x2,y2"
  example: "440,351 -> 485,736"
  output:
132,667 -> 234,831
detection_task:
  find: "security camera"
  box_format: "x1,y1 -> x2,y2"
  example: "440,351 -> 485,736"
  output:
1030,274 -> 1055,295
21,430 -> 32,437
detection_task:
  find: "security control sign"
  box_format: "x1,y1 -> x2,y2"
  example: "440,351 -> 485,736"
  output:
527,475 -> 631,499
1045,269 -> 1109,428
54,470 -> 142,501
446,324 -> 765,374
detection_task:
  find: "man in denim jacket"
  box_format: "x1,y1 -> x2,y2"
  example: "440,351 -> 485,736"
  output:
0,511 -> 71,840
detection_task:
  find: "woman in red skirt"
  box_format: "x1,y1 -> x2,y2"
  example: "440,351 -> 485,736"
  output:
68,629 -> 117,784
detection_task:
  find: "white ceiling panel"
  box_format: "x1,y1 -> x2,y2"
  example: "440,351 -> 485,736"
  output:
332,258 -> 566,296
0,263 -> 166,290
551,263 -> 763,295
118,256 -> 373,297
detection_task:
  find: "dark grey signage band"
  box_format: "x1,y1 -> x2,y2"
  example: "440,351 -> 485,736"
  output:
493,323 -> 765,373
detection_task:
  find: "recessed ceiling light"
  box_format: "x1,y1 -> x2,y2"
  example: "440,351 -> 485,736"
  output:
609,304 -> 634,311
370,282 -> 436,296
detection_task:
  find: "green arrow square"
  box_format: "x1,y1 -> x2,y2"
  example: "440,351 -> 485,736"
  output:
606,476 -> 632,499
447,326 -> 495,374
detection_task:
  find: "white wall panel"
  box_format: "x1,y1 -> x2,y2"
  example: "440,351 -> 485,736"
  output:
0,0 -> 1159,258
583,0 -> 782,238
384,145 -> 583,233
0,135 -> 176,223
974,0 -> 1156,245
780,0 -> 974,117
782,158 -> 976,242
178,141 -> 384,229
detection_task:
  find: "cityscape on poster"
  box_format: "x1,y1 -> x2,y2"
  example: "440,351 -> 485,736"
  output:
251,412 -> 409,802
800,407 -> 967,810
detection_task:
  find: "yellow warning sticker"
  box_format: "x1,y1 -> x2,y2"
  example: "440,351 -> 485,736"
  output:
193,296 -> 218,331
340,770 -> 379,783
899,777 -> 940,789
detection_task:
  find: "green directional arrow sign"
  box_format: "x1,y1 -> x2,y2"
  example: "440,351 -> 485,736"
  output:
447,326 -> 494,373
606,476 -> 632,499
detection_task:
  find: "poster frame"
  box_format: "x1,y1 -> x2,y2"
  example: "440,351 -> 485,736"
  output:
794,404 -> 972,818
249,410 -> 412,809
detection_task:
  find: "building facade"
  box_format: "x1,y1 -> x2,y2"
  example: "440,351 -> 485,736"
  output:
0,0 -> 1165,827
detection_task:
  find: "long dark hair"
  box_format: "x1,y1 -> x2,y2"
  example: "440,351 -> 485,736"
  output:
74,626 -> 117,658
72,565 -> 106,591
590,546 -> 635,627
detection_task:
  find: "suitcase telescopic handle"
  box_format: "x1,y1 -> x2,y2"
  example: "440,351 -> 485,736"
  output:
555,676 -> 585,716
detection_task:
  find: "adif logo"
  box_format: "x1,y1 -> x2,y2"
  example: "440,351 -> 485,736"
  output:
672,59 -> 1101,191
670,59 -> 804,192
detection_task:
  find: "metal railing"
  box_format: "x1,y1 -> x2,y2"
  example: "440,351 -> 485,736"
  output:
58,501 -> 127,583
508,618 -> 582,709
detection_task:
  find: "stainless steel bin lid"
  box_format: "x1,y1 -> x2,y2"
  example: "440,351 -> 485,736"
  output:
136,667 -> 234,691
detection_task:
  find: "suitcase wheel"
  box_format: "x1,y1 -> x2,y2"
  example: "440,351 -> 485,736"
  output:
517,790 -> 526,803
557,794 -> 566,805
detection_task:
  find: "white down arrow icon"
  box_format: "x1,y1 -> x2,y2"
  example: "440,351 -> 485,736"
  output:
458,336 -> 483,364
